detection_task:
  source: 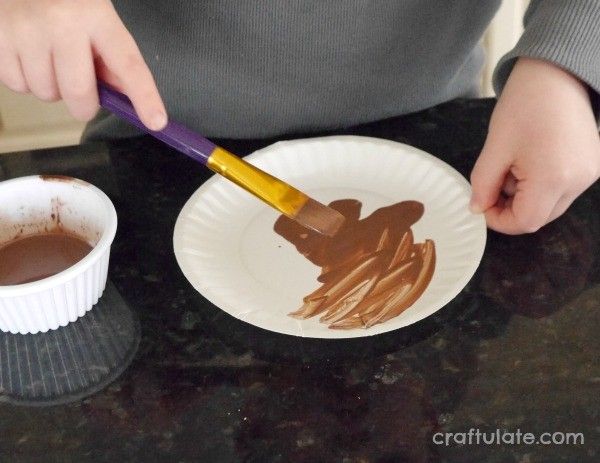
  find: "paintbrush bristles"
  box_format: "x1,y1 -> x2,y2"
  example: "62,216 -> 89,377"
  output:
293,198 -> 346,237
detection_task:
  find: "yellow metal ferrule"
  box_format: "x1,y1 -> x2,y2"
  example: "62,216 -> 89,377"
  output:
207,147 -> 308,218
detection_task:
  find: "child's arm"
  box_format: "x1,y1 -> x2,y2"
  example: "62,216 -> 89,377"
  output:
470,1 -> 600,234
0,0 -> 167,130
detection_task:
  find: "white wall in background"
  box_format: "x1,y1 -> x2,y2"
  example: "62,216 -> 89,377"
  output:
482,0 -> 529,96
0,86 -> 85,154
0,0 -> 529,154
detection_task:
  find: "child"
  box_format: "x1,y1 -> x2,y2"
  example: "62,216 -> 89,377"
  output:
1,0 -> 598,235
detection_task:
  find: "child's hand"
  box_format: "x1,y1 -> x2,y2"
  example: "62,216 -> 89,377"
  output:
0,0 -> 167,130
470,57 -> 600,234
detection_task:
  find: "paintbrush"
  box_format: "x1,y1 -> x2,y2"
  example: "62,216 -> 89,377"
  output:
97,83 -> 344,237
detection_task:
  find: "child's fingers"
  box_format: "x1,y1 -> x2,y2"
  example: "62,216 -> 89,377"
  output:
53,37 -> 99,121
17,35 -> 59,102
1,0 -> 165,128
501,172 -> 518,197
0,32 -> 28,93
95,56 -> 125,93
546,194 -> 575,223
469,144 -> 511,214
92,17 -> 167,131
20,53 -> 60,102
485,181 -> 559,234
0,52 -> 28,94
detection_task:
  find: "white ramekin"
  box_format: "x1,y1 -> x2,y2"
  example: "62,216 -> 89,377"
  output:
0,175 -> 117,334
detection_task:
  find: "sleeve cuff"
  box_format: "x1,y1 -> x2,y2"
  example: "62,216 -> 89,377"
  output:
492,0 -> 600,100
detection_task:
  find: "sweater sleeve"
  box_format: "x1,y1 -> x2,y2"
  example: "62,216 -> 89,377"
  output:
493,0 -> 600,98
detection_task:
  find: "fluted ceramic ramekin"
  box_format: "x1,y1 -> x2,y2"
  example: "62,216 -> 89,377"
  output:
0,175 -> 117,334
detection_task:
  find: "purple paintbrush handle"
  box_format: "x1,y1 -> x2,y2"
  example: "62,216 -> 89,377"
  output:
97,82 -> 216,165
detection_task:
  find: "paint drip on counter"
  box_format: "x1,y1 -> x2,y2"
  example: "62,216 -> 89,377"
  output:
274,199 -> 436,330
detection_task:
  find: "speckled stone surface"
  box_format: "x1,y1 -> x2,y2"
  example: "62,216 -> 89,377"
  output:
0,98 -> 598,462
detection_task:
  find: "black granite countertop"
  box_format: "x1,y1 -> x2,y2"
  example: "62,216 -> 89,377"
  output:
0,99 -> 598,463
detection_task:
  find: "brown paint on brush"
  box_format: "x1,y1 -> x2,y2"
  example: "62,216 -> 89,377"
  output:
0,232 -> 92,286
274,199 -> 436,330
293,197 -> 345,237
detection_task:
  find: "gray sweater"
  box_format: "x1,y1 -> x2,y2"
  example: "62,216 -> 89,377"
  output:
84,0 -> 600,141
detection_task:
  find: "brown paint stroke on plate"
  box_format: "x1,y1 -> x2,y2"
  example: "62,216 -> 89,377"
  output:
274,199 -> 436,330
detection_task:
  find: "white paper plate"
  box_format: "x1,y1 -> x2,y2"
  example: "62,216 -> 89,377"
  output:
173,136 -> 486,338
